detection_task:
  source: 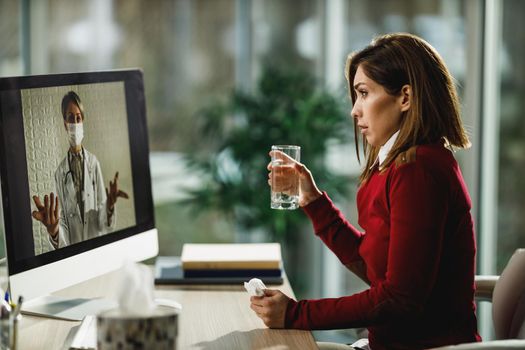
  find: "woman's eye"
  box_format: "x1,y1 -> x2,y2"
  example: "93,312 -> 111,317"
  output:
359,90 -> 367,97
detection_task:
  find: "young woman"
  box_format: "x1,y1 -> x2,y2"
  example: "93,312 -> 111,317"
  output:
252,33 -> 481,350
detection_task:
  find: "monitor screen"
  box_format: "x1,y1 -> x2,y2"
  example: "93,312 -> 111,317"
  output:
0,70 -> 158,311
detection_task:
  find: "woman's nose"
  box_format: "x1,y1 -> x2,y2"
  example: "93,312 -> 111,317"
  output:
351,104 -> 360,119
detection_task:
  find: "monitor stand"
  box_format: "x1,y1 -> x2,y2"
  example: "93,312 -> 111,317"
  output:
21,295 -> 118,321
21,295 -> 182,321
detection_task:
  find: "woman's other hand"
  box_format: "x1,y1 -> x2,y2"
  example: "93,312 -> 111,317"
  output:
268,150 -> 322,207
250,289 -> 290,328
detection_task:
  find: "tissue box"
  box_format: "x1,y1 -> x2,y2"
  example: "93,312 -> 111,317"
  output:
97,306 -> 178,350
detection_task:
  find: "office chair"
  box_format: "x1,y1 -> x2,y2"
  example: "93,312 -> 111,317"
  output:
429,248 -> 525,349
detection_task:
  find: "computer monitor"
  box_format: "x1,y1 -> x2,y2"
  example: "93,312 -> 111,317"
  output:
0,69 -> 158,320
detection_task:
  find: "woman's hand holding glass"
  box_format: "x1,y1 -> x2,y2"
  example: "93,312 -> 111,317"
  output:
268,150 -> 322,208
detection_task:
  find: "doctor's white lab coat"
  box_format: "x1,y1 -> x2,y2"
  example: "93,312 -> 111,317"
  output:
51,148 -> 116,249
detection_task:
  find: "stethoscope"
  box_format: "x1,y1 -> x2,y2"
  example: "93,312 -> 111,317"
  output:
64,147 -> 85,191
64,148 -> 86,225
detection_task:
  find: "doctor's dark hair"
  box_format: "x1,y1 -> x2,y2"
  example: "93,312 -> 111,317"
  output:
345,33 -> 471,182
61,91 -> 85,121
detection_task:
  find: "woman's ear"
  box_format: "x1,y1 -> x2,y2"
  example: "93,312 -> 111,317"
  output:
399,84 -> 411,112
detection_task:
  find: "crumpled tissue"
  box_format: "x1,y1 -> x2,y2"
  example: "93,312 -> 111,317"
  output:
115,260 -> 157,315
244,278 -> 267,297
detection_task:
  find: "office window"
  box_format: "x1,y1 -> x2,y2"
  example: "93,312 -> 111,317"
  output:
111,0 -> 238,253
29,0 -> 234,153
252,0 -> 320,73
0,1 -> 22,76
497,0 -> 525,272
0,1 -> 22,259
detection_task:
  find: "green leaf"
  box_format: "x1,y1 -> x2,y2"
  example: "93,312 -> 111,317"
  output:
180,64 -> 354,241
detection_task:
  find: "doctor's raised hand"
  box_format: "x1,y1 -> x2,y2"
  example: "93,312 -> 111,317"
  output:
31,193 -> 59,239
267,150 -> 322,208
105,171 -> 129,224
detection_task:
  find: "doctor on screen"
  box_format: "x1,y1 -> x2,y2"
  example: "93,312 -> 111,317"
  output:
31,91 -> 129,249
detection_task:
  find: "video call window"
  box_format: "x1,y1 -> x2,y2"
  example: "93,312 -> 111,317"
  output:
21,83 -> 136,255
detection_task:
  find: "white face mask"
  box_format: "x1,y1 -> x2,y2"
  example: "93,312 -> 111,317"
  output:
67,122 -> 84,147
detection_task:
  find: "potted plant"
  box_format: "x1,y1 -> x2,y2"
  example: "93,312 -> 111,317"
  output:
180,65 -> 353,284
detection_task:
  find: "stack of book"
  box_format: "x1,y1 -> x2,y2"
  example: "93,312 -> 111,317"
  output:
155,243 -> 284,285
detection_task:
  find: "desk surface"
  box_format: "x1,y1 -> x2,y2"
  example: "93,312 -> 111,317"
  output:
18,268 -> 318,349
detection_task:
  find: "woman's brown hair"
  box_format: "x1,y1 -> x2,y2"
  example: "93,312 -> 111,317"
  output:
61,91 -> 85,121
345,33 -> 470,182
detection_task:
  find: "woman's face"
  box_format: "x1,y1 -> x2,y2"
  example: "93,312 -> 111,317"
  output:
350,65 -> 406,147
64,101 -> 83,125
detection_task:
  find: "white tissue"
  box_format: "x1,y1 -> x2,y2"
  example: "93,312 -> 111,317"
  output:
244,278 -> 267,297
115,260 -> 157,315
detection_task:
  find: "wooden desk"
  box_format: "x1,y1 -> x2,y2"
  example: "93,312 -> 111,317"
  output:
18,269 -> 318,349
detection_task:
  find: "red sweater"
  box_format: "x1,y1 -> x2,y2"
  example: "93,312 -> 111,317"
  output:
285,143 -> 481,349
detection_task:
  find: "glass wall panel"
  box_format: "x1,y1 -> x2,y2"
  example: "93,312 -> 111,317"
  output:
0,1 -> 22,76
252,0 -> 320,74
0,0 -> 23,259
497,0 -> 525,272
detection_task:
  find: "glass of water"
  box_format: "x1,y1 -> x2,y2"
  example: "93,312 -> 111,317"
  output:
270,145 -> 300,210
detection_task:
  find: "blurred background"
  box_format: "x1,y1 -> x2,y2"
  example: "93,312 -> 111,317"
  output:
1,0 -> 524,344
